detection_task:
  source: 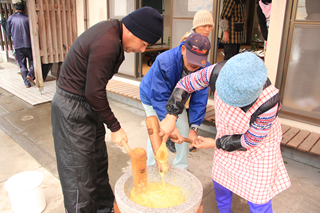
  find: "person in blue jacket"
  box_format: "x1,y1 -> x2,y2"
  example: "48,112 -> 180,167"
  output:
139,33 -> 211,169
7,2 -> 35,88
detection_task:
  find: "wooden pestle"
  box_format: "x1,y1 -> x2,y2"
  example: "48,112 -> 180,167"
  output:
121,141 -> 147,194
169,134 -> 193,143
145,116 -> 170,172
121,140 -> 132,154
130,147 -> 147,194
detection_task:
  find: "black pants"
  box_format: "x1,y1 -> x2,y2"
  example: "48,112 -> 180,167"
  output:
223,43 -> 241,60
51,87 -> 114,213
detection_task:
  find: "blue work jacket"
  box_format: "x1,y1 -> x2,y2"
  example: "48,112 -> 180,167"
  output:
7,12 -> 31,49
139,41 -> 210,126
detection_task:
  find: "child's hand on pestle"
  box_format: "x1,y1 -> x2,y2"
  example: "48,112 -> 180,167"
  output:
159,114 -> 180,142
188,129 -> 198,144
111,128 -> 128,147
191,136 -> 216,149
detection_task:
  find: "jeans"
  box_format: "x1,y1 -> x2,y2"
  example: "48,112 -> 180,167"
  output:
142,103 -> 189,169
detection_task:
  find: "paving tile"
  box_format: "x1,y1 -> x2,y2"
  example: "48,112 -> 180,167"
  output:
0,63 -> 56,106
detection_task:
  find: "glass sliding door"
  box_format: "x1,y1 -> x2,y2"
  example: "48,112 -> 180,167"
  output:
108,0 -> 137,77
280,0 -> 320,125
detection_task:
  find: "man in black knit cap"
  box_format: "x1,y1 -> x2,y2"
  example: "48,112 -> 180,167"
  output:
51,7 -> 163,213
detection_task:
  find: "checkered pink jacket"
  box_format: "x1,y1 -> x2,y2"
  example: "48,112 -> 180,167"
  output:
212,85 -> 291,204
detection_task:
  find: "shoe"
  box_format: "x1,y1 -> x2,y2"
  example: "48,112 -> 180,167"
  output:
26,76 -> 36,86
97,206 -> 114,213
189,147 -> 197,152
25,84 -> 31,88
166,138 -> 176,153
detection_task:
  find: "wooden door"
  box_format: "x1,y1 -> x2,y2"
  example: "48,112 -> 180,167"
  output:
27,0 -> 77,88
0,3 -> 14,52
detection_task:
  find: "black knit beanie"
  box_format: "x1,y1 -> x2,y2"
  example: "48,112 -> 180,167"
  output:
122,6 -> 163,44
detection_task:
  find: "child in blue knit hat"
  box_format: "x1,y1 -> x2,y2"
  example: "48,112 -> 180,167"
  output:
159,52 -> 291,213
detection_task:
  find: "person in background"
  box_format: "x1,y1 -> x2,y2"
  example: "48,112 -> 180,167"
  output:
166,9 -> 214,153
51,7 -> 163,213
139,33 -> 211,170
219,0 -> 246,60
180,9 -> 214,42
160,52 -> 291,213
6,2 -> 35,88
257,0 -> 272,56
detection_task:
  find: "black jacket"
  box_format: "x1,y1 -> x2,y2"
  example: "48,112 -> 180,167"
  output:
57,20 -> 124,132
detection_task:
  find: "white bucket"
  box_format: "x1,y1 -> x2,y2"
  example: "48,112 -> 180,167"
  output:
5,171 -> 46,213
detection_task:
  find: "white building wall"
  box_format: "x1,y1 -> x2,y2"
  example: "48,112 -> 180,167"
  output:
265,0 -> 287,84
76,0 -> 84,36
76,0 -> 108,36
88,0 -> 108,26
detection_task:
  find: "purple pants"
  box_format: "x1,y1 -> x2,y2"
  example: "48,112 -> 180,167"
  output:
213,180 -> 273,213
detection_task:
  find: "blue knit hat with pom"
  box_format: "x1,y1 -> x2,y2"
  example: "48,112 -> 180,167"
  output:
216,52 -> 268,107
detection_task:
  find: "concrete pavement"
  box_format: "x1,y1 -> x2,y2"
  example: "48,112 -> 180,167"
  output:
0,128 -> 65,212
0,77 -> 320,212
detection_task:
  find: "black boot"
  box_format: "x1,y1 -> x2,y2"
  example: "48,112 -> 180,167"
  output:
166,138 -> 176,153
189,147 -> 197,152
